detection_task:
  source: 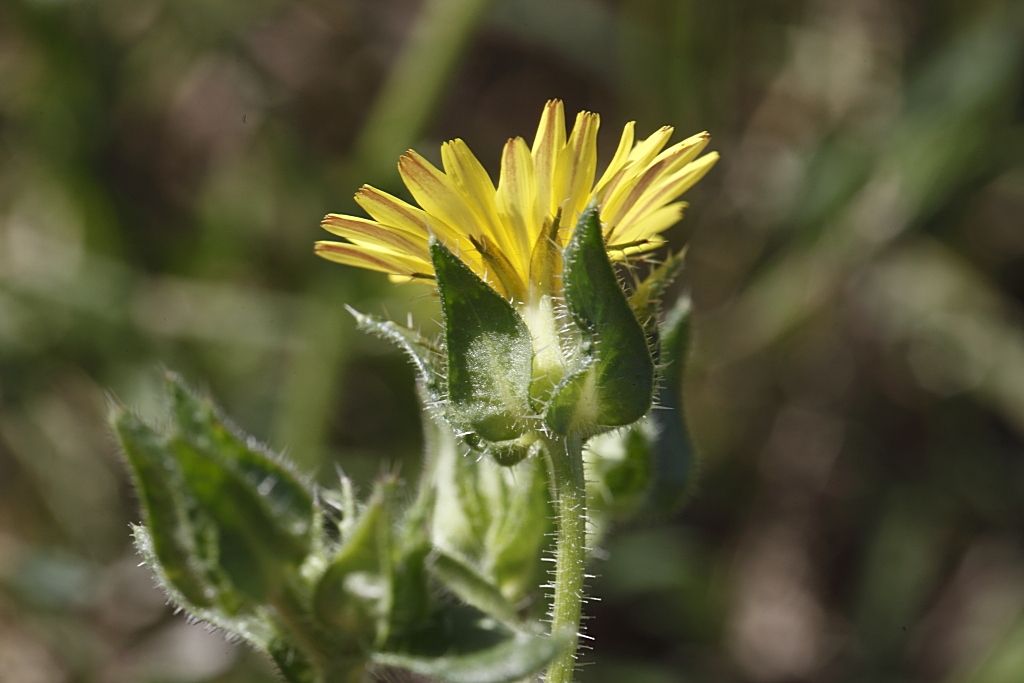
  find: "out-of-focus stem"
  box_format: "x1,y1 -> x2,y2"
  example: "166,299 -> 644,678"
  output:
354,0 -> 493,183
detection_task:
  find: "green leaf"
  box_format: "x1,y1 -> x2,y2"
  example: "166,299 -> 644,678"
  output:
427,551 -> 522,627
386,540 -> 431,648
132,525 -> 280,657
372,629 -> 562,683
314,479 -> 394,646
646,296 -> 697,514
586,425 -> 655,522
165,374 -> 314,539
431,238 -> 534,443
347,306 -> 446,404
387,483 -> 433,647
427,420 -> 553,607
429,419 -> 492,561
545,205 -> 655,435
485,455 -> 552,604
142,376 -> 315,602
172,437 -> 309,602
112,407 -> 214,607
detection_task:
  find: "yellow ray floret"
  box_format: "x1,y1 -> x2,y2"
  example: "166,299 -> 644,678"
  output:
316,100 -> 718,302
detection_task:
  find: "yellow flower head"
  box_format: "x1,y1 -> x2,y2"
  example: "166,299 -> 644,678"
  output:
315,100 -> 718,303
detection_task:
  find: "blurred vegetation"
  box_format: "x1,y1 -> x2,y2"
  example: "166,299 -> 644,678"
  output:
1,0 -> 1023,681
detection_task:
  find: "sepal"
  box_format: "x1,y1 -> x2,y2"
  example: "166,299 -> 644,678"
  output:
431,238 -> 534,444
629,248 -> 686,345
545,205 -> 656,436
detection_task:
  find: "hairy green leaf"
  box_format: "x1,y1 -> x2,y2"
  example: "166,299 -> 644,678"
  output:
485,455 -> 552,604
586,425 -> 654,523
165,374 -> 314,538
266,637 -> 319,683
113,407 -> 214,607
132,525 -> 280,657
428,421 -> 552,606
172,437 -> 309,601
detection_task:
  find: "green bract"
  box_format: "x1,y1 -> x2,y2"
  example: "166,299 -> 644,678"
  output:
432,238 -> 535,444
545,206 -> 656,436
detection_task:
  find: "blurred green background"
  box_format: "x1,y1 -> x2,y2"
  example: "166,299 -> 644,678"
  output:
2,0 -> 1024,681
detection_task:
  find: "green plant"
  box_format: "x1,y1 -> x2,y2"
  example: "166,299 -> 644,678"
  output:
111,101 -> 710,683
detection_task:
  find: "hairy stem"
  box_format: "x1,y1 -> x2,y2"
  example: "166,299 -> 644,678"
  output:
544,435 -> 587,683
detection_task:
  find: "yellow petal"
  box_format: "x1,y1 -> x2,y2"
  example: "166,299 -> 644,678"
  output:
610,234 -> 667,260
626,125 -> 674,167
320,102 -> 717,295
614,153 -> 719,236
387,272 -> 430,285
321,214 -> 428,258
597,125 -> 674,211
398,150 -> 481,241
354,186 -> 431,237
602,136 -> 712,227
602,160 -> 667,227
440,139 -> 504,244
495,137 -> 539,279
553,111 -> 600,232
314,240 -> 433,277
531,99 -> 566,219
593,120 -> 636,197
647,131 -> 711,177
527,212 -> 563,300
470,232 -> 525,301
608,202 -> 686,247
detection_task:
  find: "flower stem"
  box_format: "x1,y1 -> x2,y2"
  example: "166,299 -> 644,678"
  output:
544,435 -> 587,683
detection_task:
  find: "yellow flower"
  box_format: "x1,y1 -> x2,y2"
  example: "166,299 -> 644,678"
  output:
315,100 -> 717,304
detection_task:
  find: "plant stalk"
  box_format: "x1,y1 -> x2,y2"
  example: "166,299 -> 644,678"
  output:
544,435 -> 587,683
